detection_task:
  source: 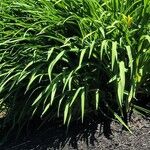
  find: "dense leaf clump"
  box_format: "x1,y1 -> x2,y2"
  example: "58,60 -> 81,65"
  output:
0,0 -> 150,140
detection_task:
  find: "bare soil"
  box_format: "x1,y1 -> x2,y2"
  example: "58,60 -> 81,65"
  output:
1,112 -> 150,150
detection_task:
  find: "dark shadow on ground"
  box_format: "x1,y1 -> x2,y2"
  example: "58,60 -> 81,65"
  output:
0,111 -> 112,150
1,95 -> 149,150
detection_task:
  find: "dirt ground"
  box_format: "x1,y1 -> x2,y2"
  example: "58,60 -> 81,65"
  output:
1,112 -> 150,150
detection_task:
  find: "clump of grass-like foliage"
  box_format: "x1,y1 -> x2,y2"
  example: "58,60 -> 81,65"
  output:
0,0 -> 150,141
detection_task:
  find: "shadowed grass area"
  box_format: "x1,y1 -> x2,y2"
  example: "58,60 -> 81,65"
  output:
0,0 -> 150,143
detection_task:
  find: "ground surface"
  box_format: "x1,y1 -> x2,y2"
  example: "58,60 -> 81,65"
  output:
1,112 -> 150,150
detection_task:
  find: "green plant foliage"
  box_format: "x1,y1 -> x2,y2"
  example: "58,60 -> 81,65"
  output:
0,0 -> 150,140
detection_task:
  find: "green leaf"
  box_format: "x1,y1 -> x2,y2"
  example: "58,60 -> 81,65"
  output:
79,49 -> 86,67
43,73 -> 63,105
41,84 -> 57,117
42,103 -> 50,116
42,82 -> 58,116
118,61 -> 125,107
82,31 -> 96,43
134,105 -> 150,115
108,75 -> 117,83
111,41 -> 118,70
81,87 -> 85,123
67,112 -> 72,127
128,84 -> 136,103
114,112 -> 132,133
70,87 -> 83,106
99,27 -> 105,38
126,46 -> 133,77
64,103 -> 69,124
25,73 -> 41,93
100,40 -> 108,60
48,50 -> 65,81
88,40 -> 95,59
0,73 -> 20,92
50,83 -> 57,105
47,47 -> 55,61
95,89 -> 100,110
63,71 -> 74,92
32,92 -> 43,106
18,61 -> 33,81
57,95 -> 65,117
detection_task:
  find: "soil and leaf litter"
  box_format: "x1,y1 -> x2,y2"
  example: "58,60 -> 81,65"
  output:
1,112 -> 150,150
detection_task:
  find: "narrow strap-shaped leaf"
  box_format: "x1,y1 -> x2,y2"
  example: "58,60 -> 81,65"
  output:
117,61 -> 125,107
126,46 -> 133,78
44,73 -> 63,105
48,50 -> 65,81
57,95 -> 65,117
25,73 -> 41,93
88,40 -> 95,59
47,47 -> 55,61
111,41 -> 118,71
81,87 -> 85,123
99,27 -> 105,38
67,112 -> 72,127
0,73 -> 20,92
42,103 -> 50,117
63,71 -> 74,92
41,82 -> 57,116
100,40 -> 108,60
82,31 -> 96,43
63,65 -> 82,92
95,89 -> 100,110
108,75 -> 117,83
17,61 -> 33,82
114,113 -> 132,133
79,49 -> 86,67
50,83 -> 57,105
70,87 -> 83,106
64,103 -> 69,124
32,92 -> 43,106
